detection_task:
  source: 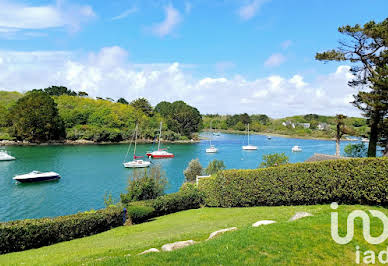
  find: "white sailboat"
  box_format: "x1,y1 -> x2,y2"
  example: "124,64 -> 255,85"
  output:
146,122 -> 174,158
123,125 -> 151,168
292,145 -> 302,152
242,124 -> 258,150
206,121 -> 218,153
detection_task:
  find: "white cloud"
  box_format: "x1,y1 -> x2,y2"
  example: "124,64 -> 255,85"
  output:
0,0 -> 95,33
264,53 -> 286,67
281,40 -> 292,49
0,47 -> 361,117
238,0 -> 270,20
151,5 -> 182,37
112,7 -> 138,20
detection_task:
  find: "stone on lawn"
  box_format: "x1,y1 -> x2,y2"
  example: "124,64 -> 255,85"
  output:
161,240 -> 196,252
138,248 -> 160,255
207,227 -> 237,240
289,212 -> 313,221
252,220 -> 276,227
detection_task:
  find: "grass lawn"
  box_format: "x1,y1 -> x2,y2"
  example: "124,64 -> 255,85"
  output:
1,204 -> 387,265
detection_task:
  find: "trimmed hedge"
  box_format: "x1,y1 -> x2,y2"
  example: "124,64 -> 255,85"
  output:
0,206 -> 124,254
126,183 -> 203,223
199,158 -> 388,207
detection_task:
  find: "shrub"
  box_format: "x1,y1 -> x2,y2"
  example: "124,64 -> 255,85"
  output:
199,158 -> 388,207
183,159 -> 203,182
205,159 -> 226,175
344,143 -> 368,157
126,205 -> 155,224
120,165 -> 167,204
0,206 -> 124,254
151,183 -> 203,216
259,152 -> 289,168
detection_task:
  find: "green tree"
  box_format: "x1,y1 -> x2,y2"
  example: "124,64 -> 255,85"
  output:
335,114 -> 353,156
234,121 -> 245,131
154,101 -> 172,117
117,97 -> 129,104
316,18 -> 388,157
77,91 -> 88,97
130,98 -> 153,116
0,105 -> 9,127
43,86 -> 77,96
205,159 -> 226,175
260,153 -> 289,168
344,143 -> 368,158
183,159 -> 203,182
9,91 -> 65,142
120,165 -> 167,204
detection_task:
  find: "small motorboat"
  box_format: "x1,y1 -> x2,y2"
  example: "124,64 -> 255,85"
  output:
267,136 -> 272,140
13,171 -> 60,183
361,138 -> 369,143
206,145 -> 218,153
292,145 -> 302,152
213,132 -> 221,136
0,150 -> 16,161
123,158 -> 151,168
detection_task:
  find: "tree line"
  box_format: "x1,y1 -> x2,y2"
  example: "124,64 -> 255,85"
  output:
0,88 -> 202,143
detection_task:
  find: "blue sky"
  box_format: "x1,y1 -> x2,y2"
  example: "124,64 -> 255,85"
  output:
0,0 -> 387,117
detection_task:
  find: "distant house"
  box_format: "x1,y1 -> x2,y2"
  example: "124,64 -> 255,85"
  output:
282,121 -> 295,128
305,153 -> 348,162
317,123 -> 329,130
300,123 -> 310,129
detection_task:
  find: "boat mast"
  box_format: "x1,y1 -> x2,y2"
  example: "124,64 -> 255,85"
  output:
133,124 -> 138,159
247,123 -> 250,145
209,120 -> 212,146
158,122 -> 162,150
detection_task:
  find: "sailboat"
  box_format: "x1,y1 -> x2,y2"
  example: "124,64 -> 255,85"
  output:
146,122 -> 174,159
123,124 -> 151,168
242,123 -> 258,150
206,121 -> 218,153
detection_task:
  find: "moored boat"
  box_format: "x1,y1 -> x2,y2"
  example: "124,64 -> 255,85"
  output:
292,145 -> 302,152
0,150 -> 16,161
242,124 -> 258,150
146,122 -> 174,158
13,171 -> 60,183
123,124 -> 151,168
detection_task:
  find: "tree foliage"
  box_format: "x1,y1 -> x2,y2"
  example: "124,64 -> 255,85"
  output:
117,97 -> 129,104
9,91 -> 65,142
205,159 -> 226,175
120,165 -> 167,203
130,98 -> 153,117
260,153 -> 289,168
42,86 -> 77,96
344,143 -> 368,158
183,159 -> 203,182
316,18 -> 388,157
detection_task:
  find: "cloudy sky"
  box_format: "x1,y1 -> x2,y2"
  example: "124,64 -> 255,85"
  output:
0,0 -> 387,117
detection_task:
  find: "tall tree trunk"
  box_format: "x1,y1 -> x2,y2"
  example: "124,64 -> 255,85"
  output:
368,117 -> 379,157
336,138 -> 340,157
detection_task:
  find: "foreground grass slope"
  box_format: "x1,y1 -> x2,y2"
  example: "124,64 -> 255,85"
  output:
1,205 -> 387,265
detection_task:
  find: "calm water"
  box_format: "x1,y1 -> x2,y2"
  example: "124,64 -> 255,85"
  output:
0,133 -> 350,222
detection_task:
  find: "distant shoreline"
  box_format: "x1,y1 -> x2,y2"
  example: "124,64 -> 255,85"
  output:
0,138 -> 200,147
202,129 -> 360,142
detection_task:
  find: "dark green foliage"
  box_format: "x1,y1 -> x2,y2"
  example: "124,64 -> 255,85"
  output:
151,183 -> 203,216
260,153 -> 289,168
205,159 -> 226,175
117,97 -> 129,104
126,205 -> 155,224
156,101 -> 202,137
9,90 -> 65,142
183,159 -> 203,182
77,91 -> 88,97
130,98 -> 153,116
344,143 -> 368,158
120,165 -> 167,204
43,86 -> 77,96
199,158 -> 388,207
0,207 -> 123,254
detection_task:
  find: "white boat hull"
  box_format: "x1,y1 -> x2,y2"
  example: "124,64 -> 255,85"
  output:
13,171 -> 60,183
123,160 -> 151,168
0,151 -> 15,161
242,145 -> 258,150
292,146 -> 302,152
206,147 -> 218,153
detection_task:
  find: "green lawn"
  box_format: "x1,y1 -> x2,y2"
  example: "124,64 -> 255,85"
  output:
1,205 -> 387,265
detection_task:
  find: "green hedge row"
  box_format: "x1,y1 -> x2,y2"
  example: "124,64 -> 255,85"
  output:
199,158 -> 388,207
126,183 -> 203,224
0,206 -> 124,254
